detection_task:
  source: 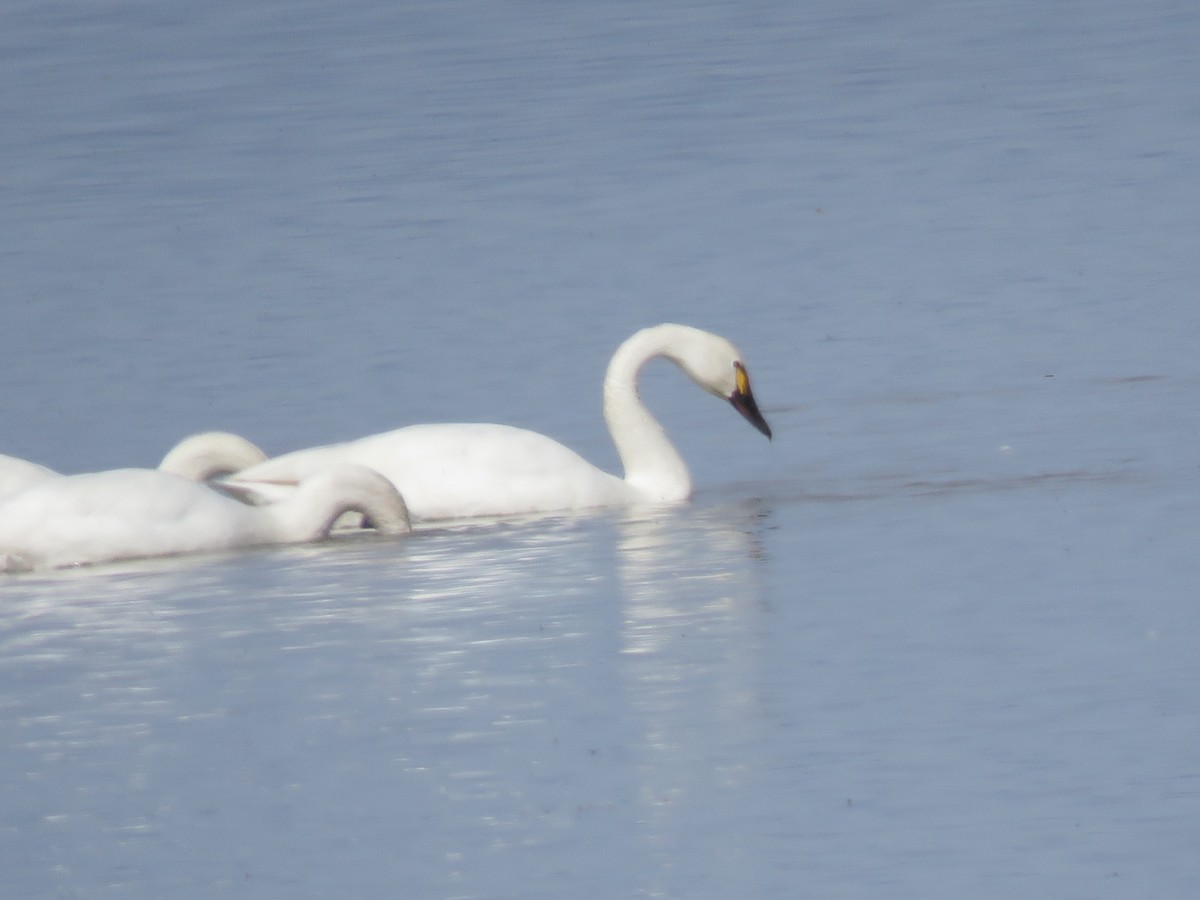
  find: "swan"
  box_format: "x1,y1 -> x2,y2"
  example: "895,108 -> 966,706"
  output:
226,323 -> 772,521
0,463 -> 410,572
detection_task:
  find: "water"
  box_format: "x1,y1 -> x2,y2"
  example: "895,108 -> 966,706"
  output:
3,0 -> 1199,896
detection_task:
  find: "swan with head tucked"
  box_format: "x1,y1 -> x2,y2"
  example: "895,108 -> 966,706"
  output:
0,463 -> 410,572
226,324 -> 772,521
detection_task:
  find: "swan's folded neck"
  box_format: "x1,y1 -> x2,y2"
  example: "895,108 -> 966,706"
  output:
603,324 -> 694,502
255,465 -> 408,542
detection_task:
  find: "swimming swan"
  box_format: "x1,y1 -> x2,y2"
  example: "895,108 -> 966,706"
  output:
227,323 -> 772,521
0,463 -> 410,572
0,431 -> 267,501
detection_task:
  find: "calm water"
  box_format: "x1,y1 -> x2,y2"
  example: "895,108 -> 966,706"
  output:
3,0 -> 1199,897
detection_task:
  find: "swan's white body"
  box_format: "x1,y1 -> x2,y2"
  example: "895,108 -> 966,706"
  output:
232,423 -> 634,519
228,324 -> 771,521
0,463 -> 409,572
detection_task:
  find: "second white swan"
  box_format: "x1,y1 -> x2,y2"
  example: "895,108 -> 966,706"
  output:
0,463 -> 410,572
227,323 -> 772,521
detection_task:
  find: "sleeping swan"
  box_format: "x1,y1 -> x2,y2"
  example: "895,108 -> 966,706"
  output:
227,323 -> 772,521
0,463 -> 410,572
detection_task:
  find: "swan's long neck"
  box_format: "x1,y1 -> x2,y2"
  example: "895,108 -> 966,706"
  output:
159,432 -> 267,481
603,325 -> 692,502
269,467 -> 411,542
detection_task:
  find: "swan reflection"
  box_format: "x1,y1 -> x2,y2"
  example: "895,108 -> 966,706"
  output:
615,498 -> 771,887
1,497 -> 776,896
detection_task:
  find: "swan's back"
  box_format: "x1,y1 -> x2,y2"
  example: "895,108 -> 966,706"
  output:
0,454 -> 58,499
232,424 -> 634,521
0,469 -> 271,571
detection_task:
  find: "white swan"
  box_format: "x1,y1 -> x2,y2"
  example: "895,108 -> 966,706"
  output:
0,463 -> 410,572
227,323 -> 772,521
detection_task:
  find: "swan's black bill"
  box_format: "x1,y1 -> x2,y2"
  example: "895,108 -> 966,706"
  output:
729,363 -> 772,440
731,390 -> 772,439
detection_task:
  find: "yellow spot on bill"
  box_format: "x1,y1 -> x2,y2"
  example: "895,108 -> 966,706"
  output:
735,363 -> 750,395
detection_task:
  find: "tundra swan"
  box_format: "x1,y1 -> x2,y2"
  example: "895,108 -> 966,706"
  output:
228,323 -> 771,521
0,463 -> 409,572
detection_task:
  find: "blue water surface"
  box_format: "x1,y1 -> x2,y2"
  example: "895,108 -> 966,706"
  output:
2,1 -> 1199,897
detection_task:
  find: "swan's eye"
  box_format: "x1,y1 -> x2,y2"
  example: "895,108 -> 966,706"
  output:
734,362 -> 750,396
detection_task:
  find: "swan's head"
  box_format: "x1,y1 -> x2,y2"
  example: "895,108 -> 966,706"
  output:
671,327 -> 773,440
